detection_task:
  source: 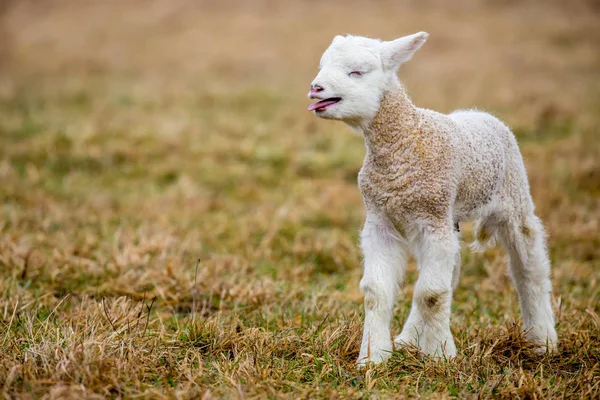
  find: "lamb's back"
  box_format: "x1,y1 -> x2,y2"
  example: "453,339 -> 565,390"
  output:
447,110 -> 514,220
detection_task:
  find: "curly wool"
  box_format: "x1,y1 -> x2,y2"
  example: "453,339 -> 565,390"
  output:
358,83 -> 532,244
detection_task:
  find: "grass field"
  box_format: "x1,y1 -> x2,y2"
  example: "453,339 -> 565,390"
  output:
0,0 -> 599,398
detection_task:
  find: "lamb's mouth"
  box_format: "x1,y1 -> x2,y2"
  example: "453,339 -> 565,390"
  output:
308,97 -> 342,112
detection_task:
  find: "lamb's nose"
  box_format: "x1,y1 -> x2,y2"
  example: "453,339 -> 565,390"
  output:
310,84 -> 324,94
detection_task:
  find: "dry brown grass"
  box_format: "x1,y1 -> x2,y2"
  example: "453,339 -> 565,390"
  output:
0,0 -> 599,398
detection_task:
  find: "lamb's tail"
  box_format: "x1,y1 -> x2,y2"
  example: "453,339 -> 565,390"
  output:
469,218 -> 498,252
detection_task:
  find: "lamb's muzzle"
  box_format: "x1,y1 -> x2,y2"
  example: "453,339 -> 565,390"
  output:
309,84 -> 324,94
307,32 -> 558,367
307,97 -> 341,112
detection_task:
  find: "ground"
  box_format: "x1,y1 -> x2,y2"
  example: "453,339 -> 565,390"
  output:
0,0 -> 599,398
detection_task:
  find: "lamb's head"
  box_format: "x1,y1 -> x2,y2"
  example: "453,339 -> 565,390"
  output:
308,32 -> 429,126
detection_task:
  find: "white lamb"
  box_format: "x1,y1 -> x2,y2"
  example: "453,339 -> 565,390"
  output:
307,32 -> 557,366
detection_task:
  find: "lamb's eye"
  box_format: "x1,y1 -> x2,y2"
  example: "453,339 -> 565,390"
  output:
349,71 -> 362,77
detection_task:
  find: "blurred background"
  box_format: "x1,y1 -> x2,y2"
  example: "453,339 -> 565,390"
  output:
2,0 -> 599,123
0,0 -> 598,397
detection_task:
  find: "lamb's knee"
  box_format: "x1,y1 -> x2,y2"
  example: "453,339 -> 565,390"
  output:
360,279 -> 391,312
503,212 -> 543,242
414,287 -> 451,318
424,294 -> 441,309
506,215 -> 551,277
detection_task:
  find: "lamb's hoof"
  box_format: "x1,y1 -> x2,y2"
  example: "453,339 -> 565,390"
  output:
355,358 -> 369,369
429,339 -> 457,359
532,344 -> 553,355
356,346 -> 393,369
394,333 -> 417,349
526,327 -> 558,355
394,332 -> 456,359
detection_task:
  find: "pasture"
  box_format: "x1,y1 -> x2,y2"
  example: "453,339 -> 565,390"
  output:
0,1 -> 599,398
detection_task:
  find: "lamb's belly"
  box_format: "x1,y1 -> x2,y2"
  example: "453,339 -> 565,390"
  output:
453,195 -> 492,222
454,169 -> 503,221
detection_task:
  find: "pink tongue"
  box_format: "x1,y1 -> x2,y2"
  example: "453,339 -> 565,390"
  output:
308,99 -> 339,111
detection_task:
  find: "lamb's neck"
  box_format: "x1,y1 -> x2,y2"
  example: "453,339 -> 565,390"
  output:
362,84 -> 420,154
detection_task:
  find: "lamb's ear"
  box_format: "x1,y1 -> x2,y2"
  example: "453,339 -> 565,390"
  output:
381,32 -> 429,70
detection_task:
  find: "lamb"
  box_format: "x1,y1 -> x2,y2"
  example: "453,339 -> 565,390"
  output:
307,32 -> 558,366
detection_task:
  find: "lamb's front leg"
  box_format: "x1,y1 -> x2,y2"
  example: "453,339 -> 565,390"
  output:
357,214 -> 406,367
395,229 -> 459,358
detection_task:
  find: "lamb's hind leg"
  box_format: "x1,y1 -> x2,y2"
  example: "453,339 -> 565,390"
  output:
395,228 -> 459,358
499,213 -> 557,352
